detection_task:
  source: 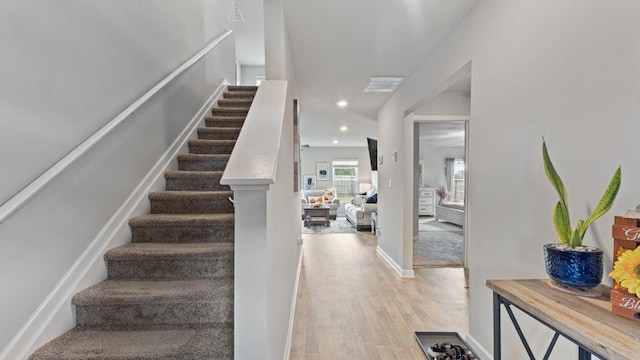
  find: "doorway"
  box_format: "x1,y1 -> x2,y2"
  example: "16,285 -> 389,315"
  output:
413,120 -> 468,268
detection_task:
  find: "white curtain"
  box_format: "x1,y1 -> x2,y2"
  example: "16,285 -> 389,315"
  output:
444,158 -> 455,198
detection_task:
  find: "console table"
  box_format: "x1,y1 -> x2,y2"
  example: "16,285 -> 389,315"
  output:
487,279 -> 640,359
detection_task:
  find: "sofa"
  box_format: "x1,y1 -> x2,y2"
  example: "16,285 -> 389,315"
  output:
344,190 -> 378,231
301,188 -> 340,220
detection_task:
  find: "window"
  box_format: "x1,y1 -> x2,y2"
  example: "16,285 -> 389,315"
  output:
332,160 -> 358,198
452,159 -> 465,202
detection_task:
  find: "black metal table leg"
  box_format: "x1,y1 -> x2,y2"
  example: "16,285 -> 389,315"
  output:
578,347 -> 592,360
493,292 -> 501,360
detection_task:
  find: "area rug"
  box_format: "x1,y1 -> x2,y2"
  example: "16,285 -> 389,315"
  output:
414,228 -> 464,267
302,217 -> 357,234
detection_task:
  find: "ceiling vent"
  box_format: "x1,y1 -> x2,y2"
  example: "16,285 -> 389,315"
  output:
235,7 -> 245,21
363,76 -> 405,93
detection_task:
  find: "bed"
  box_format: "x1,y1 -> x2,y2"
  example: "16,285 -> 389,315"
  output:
435,201 -> 465,227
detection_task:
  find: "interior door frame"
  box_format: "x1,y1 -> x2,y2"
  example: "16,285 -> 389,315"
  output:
410,115 -> 470,268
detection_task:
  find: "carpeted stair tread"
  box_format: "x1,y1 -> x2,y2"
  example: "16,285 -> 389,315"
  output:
223,91 -> 255,99
204,116 -> 245,128
211,107 -> 249,117
187,139 -> 236,154
129,214 -> 234,243
149,191 -> 233,201
197,127 -> 242,140
73,278 -> 233,305
130,213 -> 234,227
149,191 -> 234,214
164,171 -> 227,191
217,98 -> 252,108
29,327 -> 233,360
105,242 -> 233,260
177,154 -> 230,171
227,85 -> 258,92
106,243 -> 234,280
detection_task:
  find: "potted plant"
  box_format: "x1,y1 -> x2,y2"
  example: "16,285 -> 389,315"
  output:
543,139 -> 621,289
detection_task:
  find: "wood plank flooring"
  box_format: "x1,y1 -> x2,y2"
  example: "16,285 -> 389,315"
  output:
289,232 -> 469,359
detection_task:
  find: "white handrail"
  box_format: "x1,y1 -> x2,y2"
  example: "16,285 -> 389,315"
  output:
220,80 -> 287,188
0,29 -> 233,225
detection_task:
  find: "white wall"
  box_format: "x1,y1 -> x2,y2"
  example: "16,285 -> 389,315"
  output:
0,1 -> 235,356
241,65 -> 266,85
378,0 -> 640,357
415,91 -> 470,116
264,0 -> 302,358
300,147 -> 372,191
419,145 -> 465,188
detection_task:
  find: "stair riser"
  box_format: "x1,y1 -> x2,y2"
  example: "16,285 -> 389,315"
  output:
107,256 -> 233,280
205,118 -> 244,128
165,177 -> 230,191
131,223 -> 234,243
227,85 -> 258,92
150,198 -> 234,214
197,129 -> 241,140
75,302 -> 232,327
223,91 -> 255,99
211,108 -> 248,117
178,157 -> 228,171
188,143 -> 235,154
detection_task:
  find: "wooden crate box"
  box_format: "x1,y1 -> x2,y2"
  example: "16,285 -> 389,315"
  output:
611,215 -> 640,321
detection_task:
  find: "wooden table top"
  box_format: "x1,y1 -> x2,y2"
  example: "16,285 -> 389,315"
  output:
486,279 -> 640,360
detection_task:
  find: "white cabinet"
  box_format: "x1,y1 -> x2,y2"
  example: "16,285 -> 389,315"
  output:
418,187 -> 435,216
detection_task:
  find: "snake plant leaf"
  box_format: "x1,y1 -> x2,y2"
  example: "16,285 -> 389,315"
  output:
553,201 -> 571,244
543,139 -> 570,219
570,220 -> 586,248
579,166 -> 622,239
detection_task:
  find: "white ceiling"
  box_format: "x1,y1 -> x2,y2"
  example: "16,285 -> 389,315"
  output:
234,0 -> 480,147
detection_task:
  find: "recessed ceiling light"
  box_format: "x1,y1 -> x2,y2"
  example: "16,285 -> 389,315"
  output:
333,140 -> 339,144
337,100 -> 348,107
340,126 -> 348,131
363,76 -> 406,93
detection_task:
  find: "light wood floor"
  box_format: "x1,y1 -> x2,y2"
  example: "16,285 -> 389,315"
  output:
289,232 -> 469,359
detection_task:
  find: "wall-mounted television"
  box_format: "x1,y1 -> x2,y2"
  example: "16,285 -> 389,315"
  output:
366,137 -> 377,171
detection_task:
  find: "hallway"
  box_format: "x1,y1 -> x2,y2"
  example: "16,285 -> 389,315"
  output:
289,232 -> 469,359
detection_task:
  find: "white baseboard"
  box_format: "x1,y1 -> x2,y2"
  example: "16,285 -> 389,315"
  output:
466,334 -> 493,360
283,246 -> 304,360
1,82 -> 228,360
376,245 -> 415,278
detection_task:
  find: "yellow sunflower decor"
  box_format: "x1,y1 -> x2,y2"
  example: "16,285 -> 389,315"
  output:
610,246 -> 640,297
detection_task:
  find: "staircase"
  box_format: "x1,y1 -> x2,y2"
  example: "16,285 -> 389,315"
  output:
29,85 -> 258,360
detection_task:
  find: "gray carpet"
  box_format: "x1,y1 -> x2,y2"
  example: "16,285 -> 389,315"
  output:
414,218 -> 464,267
302,217 -> 357,234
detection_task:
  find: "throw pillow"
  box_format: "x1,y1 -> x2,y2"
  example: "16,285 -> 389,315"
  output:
351,195 -> 366,206
323,189 -> 335,202
308,196 -> 324,206
366,193 -> 377,203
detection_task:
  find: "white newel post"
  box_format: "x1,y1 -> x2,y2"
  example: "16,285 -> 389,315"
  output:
231,184 -> 270,359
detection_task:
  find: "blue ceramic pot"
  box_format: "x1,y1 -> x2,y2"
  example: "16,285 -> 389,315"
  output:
543,243 -> 603,289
